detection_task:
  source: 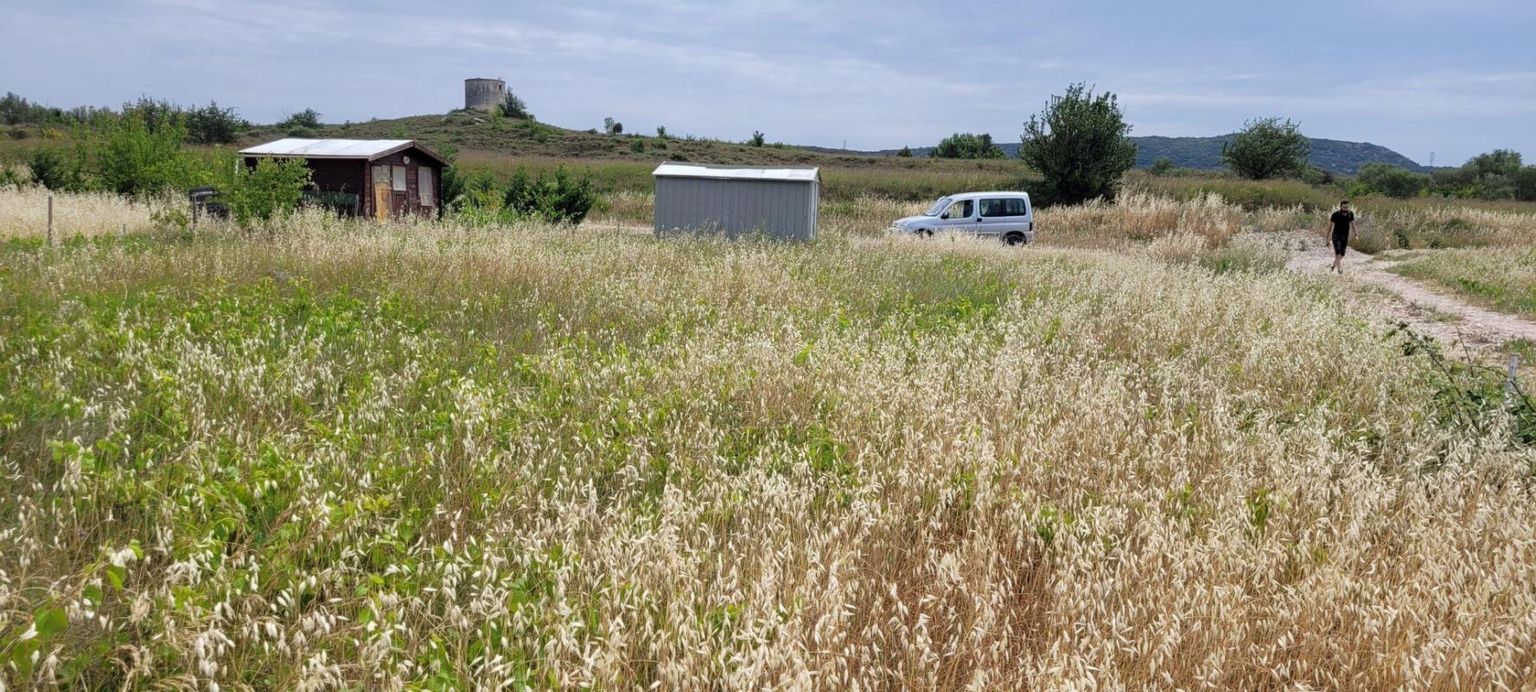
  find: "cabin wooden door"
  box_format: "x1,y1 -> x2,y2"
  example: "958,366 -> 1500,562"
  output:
371,165 -> 391,221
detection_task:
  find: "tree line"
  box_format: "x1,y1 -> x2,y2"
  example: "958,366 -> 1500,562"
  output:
923,93 -> 1535,205
3,93 -> 252,145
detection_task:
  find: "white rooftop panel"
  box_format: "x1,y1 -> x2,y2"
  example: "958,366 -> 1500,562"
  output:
238,138 -> 416,159
653,162 -> 819,183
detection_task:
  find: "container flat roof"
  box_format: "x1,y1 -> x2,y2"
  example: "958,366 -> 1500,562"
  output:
239,138 -> 446,165
653,162 -> 819,183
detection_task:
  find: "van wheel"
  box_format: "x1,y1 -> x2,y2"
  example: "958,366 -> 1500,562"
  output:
1004,233 -> 1026,246
918,229 -> 934,238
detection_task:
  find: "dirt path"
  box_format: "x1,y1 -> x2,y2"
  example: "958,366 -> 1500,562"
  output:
1282,231 -> 1536,352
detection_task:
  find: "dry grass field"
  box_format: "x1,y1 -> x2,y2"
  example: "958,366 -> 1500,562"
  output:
3,188 -> 1536,688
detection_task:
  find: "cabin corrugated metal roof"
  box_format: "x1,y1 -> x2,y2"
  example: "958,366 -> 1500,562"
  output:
653,162 -> 819,183
239,138 -> 438,162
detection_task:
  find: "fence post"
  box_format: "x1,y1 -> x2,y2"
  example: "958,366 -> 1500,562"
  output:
1507,353 -> 1521,401
47,194 -> 54,246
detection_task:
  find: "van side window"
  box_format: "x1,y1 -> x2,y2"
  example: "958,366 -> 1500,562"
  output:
983,198 -> 1029,217
944,200 -> 973,219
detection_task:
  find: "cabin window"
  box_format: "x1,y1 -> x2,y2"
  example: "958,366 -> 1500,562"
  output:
391,166 -> 407,192
418,168 -> 434,206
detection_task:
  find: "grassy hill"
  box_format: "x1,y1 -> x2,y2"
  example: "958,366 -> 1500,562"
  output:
878,137 -> 1424,175
237,113 -> 1034,202
267,113 -> 920,169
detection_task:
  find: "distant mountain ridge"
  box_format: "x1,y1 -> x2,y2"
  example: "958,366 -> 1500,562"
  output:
863,136 -> 1425,175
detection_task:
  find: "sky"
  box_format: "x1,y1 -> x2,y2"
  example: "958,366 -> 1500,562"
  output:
3,0 -> 1534,166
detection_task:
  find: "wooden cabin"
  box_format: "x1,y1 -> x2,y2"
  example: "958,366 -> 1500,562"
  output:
238,138 -> 448,219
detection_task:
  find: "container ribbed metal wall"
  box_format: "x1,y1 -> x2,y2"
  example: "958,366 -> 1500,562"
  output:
654,177 -> 819,241
464,78 -> 506,112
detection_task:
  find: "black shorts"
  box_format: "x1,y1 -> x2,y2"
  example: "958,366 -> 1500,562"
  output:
1331,233 -> 1349,257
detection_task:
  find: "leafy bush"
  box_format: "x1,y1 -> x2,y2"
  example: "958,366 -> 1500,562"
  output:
1223,117 -> 1309,180
934,133 -> 1004,159
1149,157 -> 1174,175
504,167 -> 596,225
1356,163 -> 1429,199
897,146 -> 913,158
441,165 -> 467,209
186,101 -> 244,145
1020,83 -> 1137,204
218,155 -> 314,227
1300,165 -> 1336,186
28,148 -> 84,192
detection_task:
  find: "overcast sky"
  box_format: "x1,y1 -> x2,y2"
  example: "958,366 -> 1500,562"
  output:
4,0 -> 1534,165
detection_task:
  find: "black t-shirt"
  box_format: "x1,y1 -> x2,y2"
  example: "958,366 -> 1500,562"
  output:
1330,210 -> 1355,235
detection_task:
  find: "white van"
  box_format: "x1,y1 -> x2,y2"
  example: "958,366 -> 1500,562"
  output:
888,191 -> 1034,245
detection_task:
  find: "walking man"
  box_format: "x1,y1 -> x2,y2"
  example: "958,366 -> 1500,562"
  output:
1328,200 -> 1355,273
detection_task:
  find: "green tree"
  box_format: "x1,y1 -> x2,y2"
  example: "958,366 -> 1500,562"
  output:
1222,117 -> 1309,180
123,96 -> 182,134
656,125 -> 668,139
1148,157 -> 1174,175
279,109 -> 322,136
500,90 -> 532,120
185,101 -> 244,145
749,130 -> 766,147
1356,163 -> 1430,198
1466,149 -> 1522,179
603,117 -> 623,136
897,146 -> 913,158
934,132 -> 1004,159
1019,83 -> 1138,204
1516,167 -> 1536,202
1463,149 -> 1522,199
98,110 -> 195,196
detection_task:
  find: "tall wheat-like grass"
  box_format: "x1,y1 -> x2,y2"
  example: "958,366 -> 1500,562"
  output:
0,186 -> 168,239
3,204 -> 1535,688
1353,205 -> 1536,252
1037,192 -> 1243,248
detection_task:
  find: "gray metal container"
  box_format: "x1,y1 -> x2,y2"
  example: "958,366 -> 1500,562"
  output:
653,163 -> 820,241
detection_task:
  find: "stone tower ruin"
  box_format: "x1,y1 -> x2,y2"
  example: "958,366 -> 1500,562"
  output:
464,78 -> 507,113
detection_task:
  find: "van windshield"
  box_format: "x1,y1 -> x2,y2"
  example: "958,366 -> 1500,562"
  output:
923,197 -> 952,217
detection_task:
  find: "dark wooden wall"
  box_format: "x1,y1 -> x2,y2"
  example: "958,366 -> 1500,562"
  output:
243,148 -> 444,220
